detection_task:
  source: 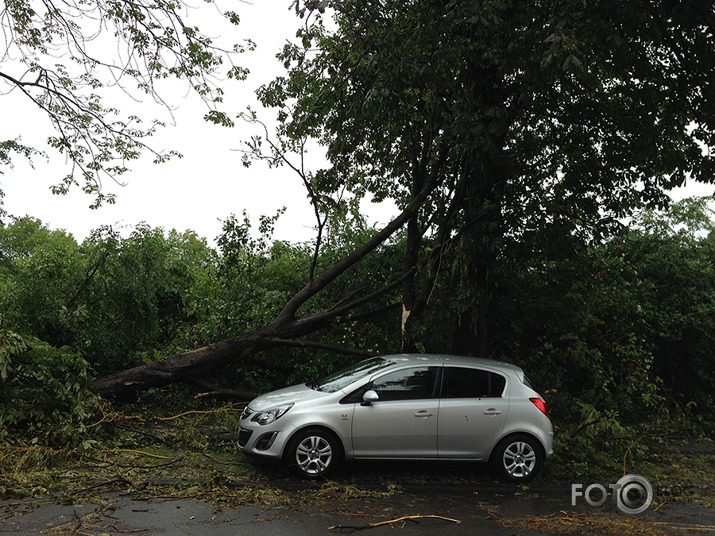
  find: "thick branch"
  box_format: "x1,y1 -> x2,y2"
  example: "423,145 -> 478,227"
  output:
87,338 -> 261,397
274,148 -> 448,326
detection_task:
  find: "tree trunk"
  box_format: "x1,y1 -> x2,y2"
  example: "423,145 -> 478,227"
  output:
87,336 -> 264,398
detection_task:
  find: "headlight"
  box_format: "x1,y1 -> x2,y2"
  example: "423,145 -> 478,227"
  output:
251,403 -> 294,425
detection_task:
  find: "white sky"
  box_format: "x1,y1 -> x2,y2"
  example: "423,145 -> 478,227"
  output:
0,1 -> 712,247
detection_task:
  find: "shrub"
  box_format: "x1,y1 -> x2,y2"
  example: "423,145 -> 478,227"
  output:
0,325 -> 101,447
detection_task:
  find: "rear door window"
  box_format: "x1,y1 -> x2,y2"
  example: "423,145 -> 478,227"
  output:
441,367 -> 506,398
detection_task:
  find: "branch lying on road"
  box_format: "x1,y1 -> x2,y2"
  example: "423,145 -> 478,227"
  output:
329,514 -> 461,531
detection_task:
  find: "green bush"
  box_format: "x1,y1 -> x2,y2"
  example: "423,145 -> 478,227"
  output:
0,325 -> 101,447
549,399 -> 646,480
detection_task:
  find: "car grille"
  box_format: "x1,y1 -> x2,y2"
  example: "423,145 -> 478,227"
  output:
237,428 -> 253,448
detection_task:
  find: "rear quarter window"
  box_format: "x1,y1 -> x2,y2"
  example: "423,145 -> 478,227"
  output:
522,374 -> 535,390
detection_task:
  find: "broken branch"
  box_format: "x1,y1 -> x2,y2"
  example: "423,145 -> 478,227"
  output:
329,514 -> 461,531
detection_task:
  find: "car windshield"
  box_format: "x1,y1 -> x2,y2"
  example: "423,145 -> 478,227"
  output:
309,357 -> 394,393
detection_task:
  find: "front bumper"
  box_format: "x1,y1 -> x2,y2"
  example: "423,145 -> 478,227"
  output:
238,424 -> 291,460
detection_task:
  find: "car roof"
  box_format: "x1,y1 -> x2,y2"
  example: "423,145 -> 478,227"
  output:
379,353 -> 523,374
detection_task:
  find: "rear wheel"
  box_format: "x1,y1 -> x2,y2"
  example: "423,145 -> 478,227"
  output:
492,434 -> 543,483
285,428 -> 342,479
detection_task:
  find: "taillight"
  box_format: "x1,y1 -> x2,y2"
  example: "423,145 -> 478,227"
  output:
530,397 -> 551,419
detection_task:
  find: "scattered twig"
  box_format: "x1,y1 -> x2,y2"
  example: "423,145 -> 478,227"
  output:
329,514 -> 461,531
113,423 -> 173,446
337,509 -> 371,517
476,508 -> 501,522
72,510 -> 83,533
652,522 -> 715,531
72,478 -> 132,495
200,451 -> 246,466
130,495 -> 182,502
155,406 -> 244,422
113,449 -> 174,460
114,460 -> 148,491
116,455 -> 184,471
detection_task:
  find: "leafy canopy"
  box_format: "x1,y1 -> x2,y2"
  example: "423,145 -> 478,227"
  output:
0,0 -> 250,207
260,0 -> 713,235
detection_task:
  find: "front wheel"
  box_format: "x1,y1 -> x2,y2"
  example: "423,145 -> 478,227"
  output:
492,434 -> 544,483
285,428 -> 342,479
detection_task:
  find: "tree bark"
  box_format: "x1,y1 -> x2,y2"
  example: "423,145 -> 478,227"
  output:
87,337 -> 263,398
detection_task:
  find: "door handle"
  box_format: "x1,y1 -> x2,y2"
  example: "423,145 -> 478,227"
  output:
483,408 -> 502,416
414,410 -> 433,418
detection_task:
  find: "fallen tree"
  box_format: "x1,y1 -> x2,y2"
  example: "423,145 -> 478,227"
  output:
87,173 -> 443,397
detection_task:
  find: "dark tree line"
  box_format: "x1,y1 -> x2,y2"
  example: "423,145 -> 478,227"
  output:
1,197 -> 714,429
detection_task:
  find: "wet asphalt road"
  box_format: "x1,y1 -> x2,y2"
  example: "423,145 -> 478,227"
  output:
2,460 -> 714,535
3,484 -> 714,535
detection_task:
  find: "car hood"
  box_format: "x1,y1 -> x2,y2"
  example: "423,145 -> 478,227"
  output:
248,383 -> 329,412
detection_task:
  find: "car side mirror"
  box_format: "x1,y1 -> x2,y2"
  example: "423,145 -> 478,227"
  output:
361,390 -> 379,406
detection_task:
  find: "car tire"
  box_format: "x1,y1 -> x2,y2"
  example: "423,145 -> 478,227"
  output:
492,434 -> 543,483
285,428 -> 342,479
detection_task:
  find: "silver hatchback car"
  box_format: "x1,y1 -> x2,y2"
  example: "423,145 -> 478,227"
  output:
238,354 -> 553,482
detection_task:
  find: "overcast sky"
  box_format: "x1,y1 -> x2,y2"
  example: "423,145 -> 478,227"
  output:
1,1 -> 712,247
